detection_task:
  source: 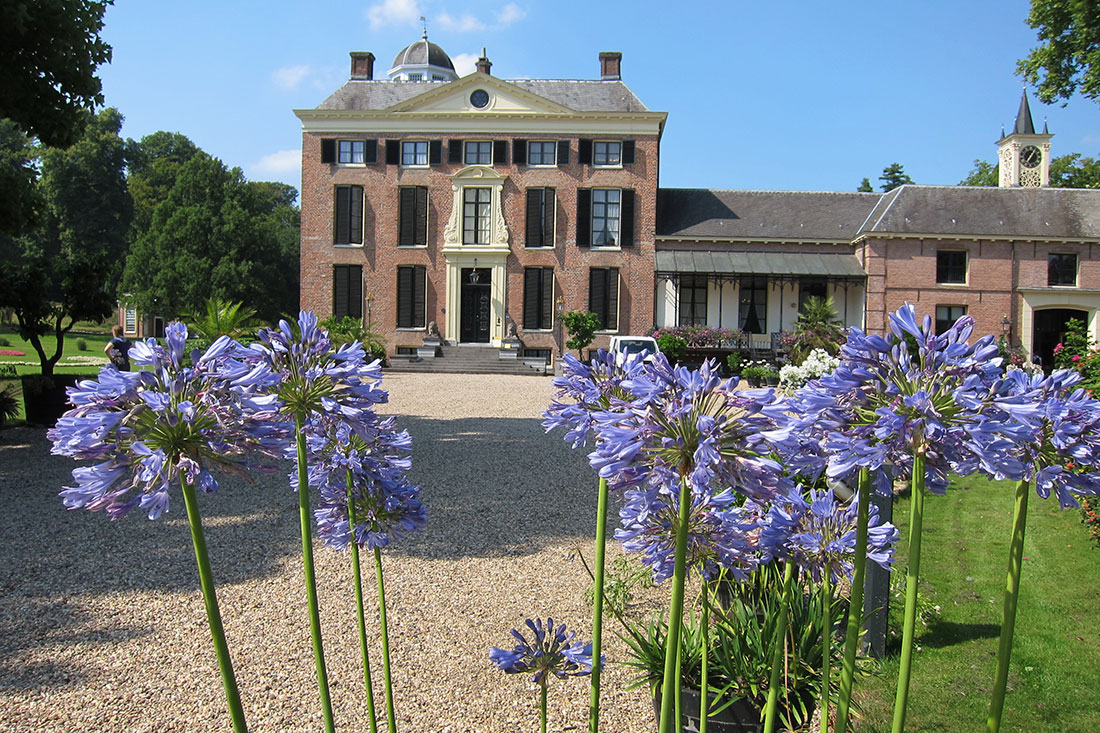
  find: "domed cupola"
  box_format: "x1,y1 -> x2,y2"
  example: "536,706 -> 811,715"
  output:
388,30 -> 459,82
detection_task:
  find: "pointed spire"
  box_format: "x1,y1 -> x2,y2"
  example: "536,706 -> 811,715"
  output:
1014,89 -> 1036,135
1043,118 -> 1049,134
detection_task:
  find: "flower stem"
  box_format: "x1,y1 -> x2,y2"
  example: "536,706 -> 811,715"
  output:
700,579 -> 709,733
294,418 -> 335,733
658,475 -> 692,733
821,571 -> 833,733
987,479 -> 1030,733
374,546 -> 397,733
891,453 -> 926,733
178,475 -> 248,733
540,682 -> 548,733
588,477 -> 609,733
347,471 -> 379,733
836,468 -> 871,731
763,560 -> 795,733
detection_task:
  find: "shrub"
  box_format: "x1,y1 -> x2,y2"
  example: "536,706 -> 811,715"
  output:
75,338 -> 88,351
649,325 -> 741,348
656,334 -> 687,363
319,316 -> 387,363
779,348 -> 840,388
726,351 -> 743,375
1082,495 -> 1100,548
0,336 -> 10,347
740,360 -> 778,381
789,297 -> 845,364
561,311 -> 601,358
0,385 -> 19,426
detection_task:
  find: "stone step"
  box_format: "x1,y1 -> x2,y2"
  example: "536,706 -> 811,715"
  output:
384,344 -> 549,376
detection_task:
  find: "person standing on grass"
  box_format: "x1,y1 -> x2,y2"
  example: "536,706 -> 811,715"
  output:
105,324 -> 132,370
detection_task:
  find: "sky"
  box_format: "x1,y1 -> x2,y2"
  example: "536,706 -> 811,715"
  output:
96,0 -> 1099,199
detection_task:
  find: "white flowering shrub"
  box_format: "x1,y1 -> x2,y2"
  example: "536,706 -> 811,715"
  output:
778,348 -> 840,388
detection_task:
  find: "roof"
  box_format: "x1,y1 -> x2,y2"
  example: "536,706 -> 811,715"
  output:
391,37 -> 455,72
655,250 -> 866,278
316,79 -> 648,113
858,185 -> 1100,239
1014,91 -> 1036,135
657,189 -> 880,241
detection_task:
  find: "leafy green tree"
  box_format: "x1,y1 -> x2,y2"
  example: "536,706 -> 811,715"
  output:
126,131 -> 201,234
857,177 -> 874,192
959,159 -> 999,186
789,296 -> 846,364
122,153 -> 300,324
0,108 -> 131,376
959,152 -> 1099,187
0,118 -> 42,237
879,162 -> 914,191
0,1 -> 114,147
1017,0 -> 1100,105
561,311 -> 601,358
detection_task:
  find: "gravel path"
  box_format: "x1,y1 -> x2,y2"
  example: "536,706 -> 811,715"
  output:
0,373 -> 662,733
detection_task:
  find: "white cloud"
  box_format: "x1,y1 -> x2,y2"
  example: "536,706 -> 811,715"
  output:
271,65 -> 311,91
452,53 -> 479,77
496,3 -> 525,27
253,150 -> 301,177
438,11 -> 485,32
367,0 -> 422,30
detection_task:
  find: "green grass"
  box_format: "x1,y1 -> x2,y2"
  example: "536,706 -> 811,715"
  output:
0,325 -> 111,376
854,474 -> 1100,731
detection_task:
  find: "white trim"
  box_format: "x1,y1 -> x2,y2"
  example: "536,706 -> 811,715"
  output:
296,113 -> 665,137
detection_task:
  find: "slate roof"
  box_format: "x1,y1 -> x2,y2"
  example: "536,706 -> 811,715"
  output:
316,79 -> 648,113
391,38 -> 455,71
657,189 -> 879,241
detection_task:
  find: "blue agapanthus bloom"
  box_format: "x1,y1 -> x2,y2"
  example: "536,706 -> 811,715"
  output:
543,349 -> 647,448
490,617 -> 599,685
762,486 -> 899,584
49,323 -> 284,520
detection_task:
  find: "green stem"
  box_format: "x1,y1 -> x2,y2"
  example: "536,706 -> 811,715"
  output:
987,479 -> 1030,733
295,418 -> 335,733
700,580 -> 709,733
540,682 -> 548,733
347,471 -> 379,733
375,546 -> 397,733
589,477 -> 609,733
178,474 -> 248,733
821,572 -> 833,733
763,561 -> 796,733
891,453 -> 926,733
836,468 -> 871,731
658,475 -> 692,733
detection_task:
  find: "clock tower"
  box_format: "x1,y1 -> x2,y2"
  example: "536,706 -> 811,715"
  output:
997,90 -> 1052,188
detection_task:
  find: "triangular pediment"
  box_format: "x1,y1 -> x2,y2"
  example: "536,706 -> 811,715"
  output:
385,74 -> 575,115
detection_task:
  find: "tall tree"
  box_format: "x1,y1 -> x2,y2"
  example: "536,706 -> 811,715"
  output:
880,162 -> 915,191
0,118 -> 42,237
126,131 -> 201,234
1017,0 -> 1100,105
0,108 -> 132,376
960,159 -> 999,186
0,1 -> 114,148
122,153 -> 300,324
857,177 -> 874,192
958,153 -> 1100,187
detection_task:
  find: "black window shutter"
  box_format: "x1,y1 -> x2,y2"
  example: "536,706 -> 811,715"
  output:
576,189 -> 591,246
523,269 -> 538,329
350,186 -> 364,244
385,140 -> 399,165
334,187 -> 350,244
364,139 -> 378,164
578,139 -> 593,165
398,188 -> 415,245
607,270 -> 619,330
413,266 -> 426,328
589,269 -> 605,324
542,188 -> 556,245
321,139 -> 336,164
414,187 -> 428,245
557,140 -> 570,165
620,189 -> 635,247
513,139 -> 527,165
397,267 -> 412,327
622,140 -> 635,165
526,189 -> 542,247
429,140 -> 442,165
334,266 -> 349,317
540,268 -> 553,329
493,139 -> 508,165
448,140 -> 462,164
349,266 -> 362,318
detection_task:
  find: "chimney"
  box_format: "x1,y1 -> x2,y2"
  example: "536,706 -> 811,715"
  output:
350,51 -> 375,80
476,47 -> 492,75
599,51 -> 621,80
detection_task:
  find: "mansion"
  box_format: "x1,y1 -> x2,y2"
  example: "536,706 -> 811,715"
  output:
295,36 -> 1100,368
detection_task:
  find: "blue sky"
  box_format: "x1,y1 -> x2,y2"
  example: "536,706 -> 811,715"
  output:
97,0 -> 1098,198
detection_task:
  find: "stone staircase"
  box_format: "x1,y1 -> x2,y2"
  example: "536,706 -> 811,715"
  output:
384,343 -> 551,376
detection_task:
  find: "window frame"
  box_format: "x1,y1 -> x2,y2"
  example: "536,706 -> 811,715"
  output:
333,264 -> 363,320
593,140 -> 623,168
462,187 -> 492,245
397,186 -> 428,247
464,140 -> 493,165
678,274 -> 708,327
401,140 -> 429,167
527,141 -> 558,167
936,250 -> 968,285
333,184 -> 364,246
738,276 -> 768,334
396,265 -> 426,329
589,267 -> 620,332
123,307 -> 138,335
523,267 -> 555,331
1048,252 -> 1079,287
337,140 -> 365,165
935,304 -> 967,335
591,188 -> 621,247
525,187 -> 556,248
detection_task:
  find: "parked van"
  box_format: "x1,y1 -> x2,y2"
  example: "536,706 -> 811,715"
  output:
608,335 -> 660,362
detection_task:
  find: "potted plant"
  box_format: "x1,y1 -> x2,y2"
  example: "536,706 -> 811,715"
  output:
739,361 -> 778,387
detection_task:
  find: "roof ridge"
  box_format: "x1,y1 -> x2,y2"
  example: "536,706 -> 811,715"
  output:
661,187 -> 883,196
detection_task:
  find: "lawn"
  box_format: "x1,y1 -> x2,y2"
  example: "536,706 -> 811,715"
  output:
853,474 -> 1100,731
0,324 -> 112,376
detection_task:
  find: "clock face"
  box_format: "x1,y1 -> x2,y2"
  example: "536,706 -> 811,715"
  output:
470,89 -> 490,109
1021,145 -> 1042,169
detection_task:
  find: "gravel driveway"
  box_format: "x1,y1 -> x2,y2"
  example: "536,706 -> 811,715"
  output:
0,373 -> 660,732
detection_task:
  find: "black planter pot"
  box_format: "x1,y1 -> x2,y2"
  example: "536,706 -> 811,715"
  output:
653,688 -> 763,733
21,374 -> 81,427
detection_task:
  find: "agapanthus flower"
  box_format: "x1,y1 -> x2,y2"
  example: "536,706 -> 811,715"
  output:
542,349 -> 647,448
49,323 -> 284,519
762,486 -> 899,583
490,617 -> 598,684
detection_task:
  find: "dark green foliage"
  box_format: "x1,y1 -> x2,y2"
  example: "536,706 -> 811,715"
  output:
789,296 -> 846,364
0,1 -> 113,148
857,177 -> 874,192
656,333 -> 687,363
1017,0 -> 1100,105
561,310 -> 601,357
959,159 -> 1000,186
1081,495 -> 1100,547
726,351 -> 743,375
960,153 -> 1100,188
0,384 -> 20,426
879,162 -> 914,192
319,316 -> 387,363
126,131 -> 201,234
74,338 -> 87,351
1054,317 -> 1090,368
183,298 -> 258,340
0,118 -> 43,237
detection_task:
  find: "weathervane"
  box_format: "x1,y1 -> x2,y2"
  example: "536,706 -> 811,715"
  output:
420,15 -> 428,39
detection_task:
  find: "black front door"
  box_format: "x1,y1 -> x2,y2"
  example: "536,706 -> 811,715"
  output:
460,268 -> 492,343
1033,307 -> 1089,369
